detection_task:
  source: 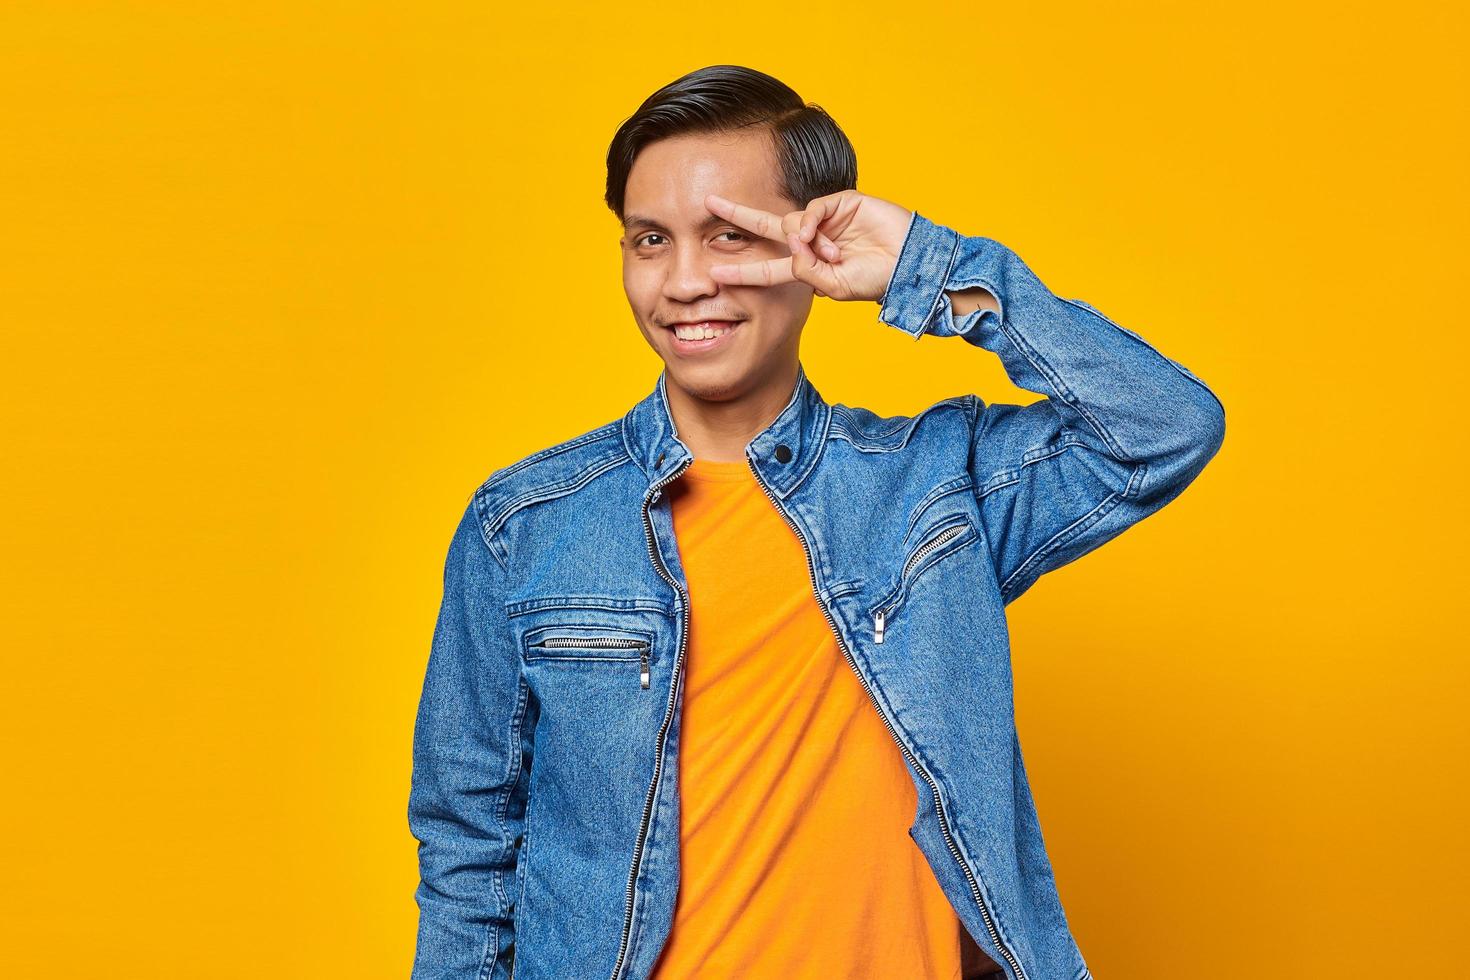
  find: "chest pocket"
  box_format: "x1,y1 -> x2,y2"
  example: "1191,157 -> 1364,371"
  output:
523,623 -> 655,688
507,596 -> 671,691
867,513 -> 978,644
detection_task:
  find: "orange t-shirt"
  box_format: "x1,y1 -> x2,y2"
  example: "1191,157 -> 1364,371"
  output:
647,456 -> 964,979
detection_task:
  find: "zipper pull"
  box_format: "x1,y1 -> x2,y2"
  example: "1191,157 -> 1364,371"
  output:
640,648 -> 651,689
873,610 -> 886,644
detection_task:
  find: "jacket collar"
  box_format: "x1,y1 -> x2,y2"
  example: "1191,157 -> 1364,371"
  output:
622,361 -> 830,500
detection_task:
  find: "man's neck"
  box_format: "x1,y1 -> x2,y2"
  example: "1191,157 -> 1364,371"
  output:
665,366 -> 798,463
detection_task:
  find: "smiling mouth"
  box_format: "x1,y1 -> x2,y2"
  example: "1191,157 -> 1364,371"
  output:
666,320 -> 741,341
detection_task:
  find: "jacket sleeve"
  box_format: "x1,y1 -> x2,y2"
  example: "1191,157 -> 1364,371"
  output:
408,497 -> 530,980
878,211 -> 1226,605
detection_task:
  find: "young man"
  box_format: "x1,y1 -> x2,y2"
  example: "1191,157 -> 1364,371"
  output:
409,66 -> 1225,980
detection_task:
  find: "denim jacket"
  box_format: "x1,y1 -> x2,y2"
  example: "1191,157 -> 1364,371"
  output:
409,211 -> 1226,980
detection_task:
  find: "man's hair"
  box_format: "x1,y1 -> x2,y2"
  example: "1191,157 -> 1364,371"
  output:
604,65 -> 858,221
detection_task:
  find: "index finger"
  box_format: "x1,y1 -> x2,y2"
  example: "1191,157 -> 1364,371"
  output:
704,193 -> 788,244
709,253 -> 797,287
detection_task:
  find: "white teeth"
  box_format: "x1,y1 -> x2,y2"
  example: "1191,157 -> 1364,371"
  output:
673,321 -> 736,341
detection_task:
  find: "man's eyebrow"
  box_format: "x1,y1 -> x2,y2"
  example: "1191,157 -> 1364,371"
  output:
621,212 -> 728,232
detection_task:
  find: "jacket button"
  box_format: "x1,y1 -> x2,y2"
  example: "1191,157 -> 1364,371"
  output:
656,451 -> 665,466
775,443 -> 792,463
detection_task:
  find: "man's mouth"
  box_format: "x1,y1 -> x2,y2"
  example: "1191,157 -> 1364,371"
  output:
666,320 -> 741,342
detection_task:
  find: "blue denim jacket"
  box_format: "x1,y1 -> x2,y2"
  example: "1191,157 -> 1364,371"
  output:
409,211 -> 1226,980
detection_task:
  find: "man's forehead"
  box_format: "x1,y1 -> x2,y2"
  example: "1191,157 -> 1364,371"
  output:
621,133 -> 791,230
620,184 -> 796,231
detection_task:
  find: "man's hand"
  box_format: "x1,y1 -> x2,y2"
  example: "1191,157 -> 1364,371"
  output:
705,190 -> 914,302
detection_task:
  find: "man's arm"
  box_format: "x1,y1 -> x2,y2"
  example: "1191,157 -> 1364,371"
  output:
408,498 -> 530,980
880,211 -> 1226,604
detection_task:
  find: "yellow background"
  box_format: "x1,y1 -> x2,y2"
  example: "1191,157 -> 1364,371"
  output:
3,2 -> 1465,977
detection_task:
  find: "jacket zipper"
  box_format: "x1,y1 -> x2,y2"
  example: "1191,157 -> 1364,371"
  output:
609,456 -> 693,980
745,454 -> 1030,980
873,520 -> 969,645
527,636 -> 652,689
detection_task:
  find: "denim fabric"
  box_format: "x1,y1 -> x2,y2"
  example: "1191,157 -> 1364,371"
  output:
409,211 -> 1226,980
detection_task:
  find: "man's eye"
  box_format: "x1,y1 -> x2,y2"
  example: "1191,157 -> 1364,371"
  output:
631,231 -> 744,248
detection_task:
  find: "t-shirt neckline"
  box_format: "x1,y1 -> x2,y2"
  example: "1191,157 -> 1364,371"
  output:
681,456 -> 754,483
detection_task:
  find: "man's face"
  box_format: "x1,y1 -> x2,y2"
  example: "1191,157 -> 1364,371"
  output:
619,128 -> 814,403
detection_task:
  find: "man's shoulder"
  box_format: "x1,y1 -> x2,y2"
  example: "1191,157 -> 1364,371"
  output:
469,416 -> 634,539
828,393 -> 978,449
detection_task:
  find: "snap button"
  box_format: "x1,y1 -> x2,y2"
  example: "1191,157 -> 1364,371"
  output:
775,443 -> 792,463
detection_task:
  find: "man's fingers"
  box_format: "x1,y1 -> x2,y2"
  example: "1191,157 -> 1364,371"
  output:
789,211 -> 840,260
787,231 -> 842,296
705,191 -> 845,285
813,230 -> 840,261
708,232 -> 844,291
709,254 -> 798,287
708,192 -> 842,260
799,195 -> 849,261
798,198 -> 832,242
704,193 -> 788,244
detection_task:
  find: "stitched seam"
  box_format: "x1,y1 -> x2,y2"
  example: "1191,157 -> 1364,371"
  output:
510,714 -> 534,972
828,397 -> 970,452
477,923 -> 497,980
968,486 -> 1005,600
784,401 -> 831,498
481,453 -> 632,543
1122,459 -> 1148,500
477,423 -> 621,495
975,437 -> 1099,498
877,208 -> 921,309
1000,487 -> 1123,601
1063,296 -> 1226,420
902,475 -> 974,545
470,489 -> 511,571
921,231 -> 964,338
505,595 -> 674,617
486,630 -> 532,977
995,315 -> 1131,462
867,521 -> 978,618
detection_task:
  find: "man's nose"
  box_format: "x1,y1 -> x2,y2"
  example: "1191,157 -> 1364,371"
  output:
662,242 -> 720,303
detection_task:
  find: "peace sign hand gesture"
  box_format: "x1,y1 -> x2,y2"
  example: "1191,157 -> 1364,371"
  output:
705,190 -> 914,303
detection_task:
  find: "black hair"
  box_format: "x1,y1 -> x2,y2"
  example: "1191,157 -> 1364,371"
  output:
604,64 -> 857,221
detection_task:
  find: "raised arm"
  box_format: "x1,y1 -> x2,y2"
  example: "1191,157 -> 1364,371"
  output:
879,211 -> 1226,603
704,191 -> 1226,604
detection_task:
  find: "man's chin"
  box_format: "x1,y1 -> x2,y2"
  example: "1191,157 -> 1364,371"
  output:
663,359 -> 753,405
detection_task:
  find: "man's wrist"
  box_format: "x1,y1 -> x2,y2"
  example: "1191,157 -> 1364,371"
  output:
876,211 -> 961,339
947,286 -> 1000,317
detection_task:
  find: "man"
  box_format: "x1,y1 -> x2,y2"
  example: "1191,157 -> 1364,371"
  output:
409,65 -> 1224,980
